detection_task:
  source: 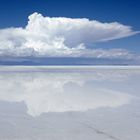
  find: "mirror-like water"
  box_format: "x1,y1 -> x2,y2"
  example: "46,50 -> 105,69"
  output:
0,66 -> 140,140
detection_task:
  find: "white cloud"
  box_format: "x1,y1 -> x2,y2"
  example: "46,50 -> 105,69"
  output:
0,12 -> 138,58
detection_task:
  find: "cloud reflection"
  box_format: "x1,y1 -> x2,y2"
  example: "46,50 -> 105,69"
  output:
0,69 -> 134,117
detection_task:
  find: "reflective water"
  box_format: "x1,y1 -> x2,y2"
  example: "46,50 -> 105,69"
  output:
0,66 -> 140,140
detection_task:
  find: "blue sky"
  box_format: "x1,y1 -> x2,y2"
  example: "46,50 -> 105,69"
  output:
0,0 -> 140,65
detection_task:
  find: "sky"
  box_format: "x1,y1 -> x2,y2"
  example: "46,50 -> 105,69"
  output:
0,0 -> 140,65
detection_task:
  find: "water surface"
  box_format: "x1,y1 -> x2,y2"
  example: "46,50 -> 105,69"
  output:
0,66 -> 140,140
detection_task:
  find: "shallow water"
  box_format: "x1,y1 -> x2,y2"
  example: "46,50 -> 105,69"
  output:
0,66 -> 140,140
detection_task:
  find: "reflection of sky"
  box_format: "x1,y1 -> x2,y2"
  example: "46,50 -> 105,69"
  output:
0,67 -> 139,117
0,67 -> 140,140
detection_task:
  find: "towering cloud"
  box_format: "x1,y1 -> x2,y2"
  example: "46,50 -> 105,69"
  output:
0,12 -> 138,58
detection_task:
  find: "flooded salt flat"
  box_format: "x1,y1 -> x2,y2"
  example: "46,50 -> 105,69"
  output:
0,66 -> 140,140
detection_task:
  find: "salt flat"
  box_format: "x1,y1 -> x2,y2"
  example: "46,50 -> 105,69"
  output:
0,66 -> 140,140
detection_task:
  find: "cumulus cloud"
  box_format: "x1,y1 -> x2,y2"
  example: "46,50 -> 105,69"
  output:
0,12 -> 139,58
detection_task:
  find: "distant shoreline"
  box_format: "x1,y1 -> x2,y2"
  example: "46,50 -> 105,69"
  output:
0,65 -> 140,72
